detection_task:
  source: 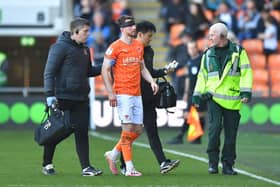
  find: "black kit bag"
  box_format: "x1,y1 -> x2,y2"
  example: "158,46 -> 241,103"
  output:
155,76 -> 177,109
34,104 -> 71,146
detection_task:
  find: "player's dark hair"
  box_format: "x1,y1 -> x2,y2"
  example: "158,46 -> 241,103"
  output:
136,20 -> 156,34
70,17 -> 90,35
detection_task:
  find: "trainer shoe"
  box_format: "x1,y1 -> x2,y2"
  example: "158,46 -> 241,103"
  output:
42,164 -> 56,175
125,168 -> 142,177
104,151 -> 118,175
82,166 -> 103,176
160,159 -> 180,174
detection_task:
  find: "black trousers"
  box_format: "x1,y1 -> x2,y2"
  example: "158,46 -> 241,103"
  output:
120,101 -> 167,167
207,100 -> 240,166
43,99 -> 90,169
142,101 -> 167,165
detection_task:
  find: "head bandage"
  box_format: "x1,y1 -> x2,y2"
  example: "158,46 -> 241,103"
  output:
120,19 -> 135,28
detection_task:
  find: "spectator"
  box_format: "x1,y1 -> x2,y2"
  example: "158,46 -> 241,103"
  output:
111,0 -> 133,42
87,11 -> 111,46
237,0 -> 261,41
258,15 -> 278,55
73,0 -> 94,21
204,0 -> 237,12
90,31 -> 107,66
185,2 -> 209,40
167,41 -> 207,145
163,0 -> 188,42
215,2 -> 238,35
257,8 -> 280,44
167,23 -> 188,100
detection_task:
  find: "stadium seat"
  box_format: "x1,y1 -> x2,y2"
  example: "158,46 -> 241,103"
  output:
269,70 -> 280,84
249,53 -> 266,69
268,54 -> 280,69
253,69 -> 269,84
242,39 -> 263,54
270,83 -> 280,97
252,83 -> 269,97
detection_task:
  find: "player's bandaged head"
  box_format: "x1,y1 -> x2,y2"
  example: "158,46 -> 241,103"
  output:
118,15 -> 135,28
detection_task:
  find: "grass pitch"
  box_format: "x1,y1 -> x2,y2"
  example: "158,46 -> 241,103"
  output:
0,129 -> 279,187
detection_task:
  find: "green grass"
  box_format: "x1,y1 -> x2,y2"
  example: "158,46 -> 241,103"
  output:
0,129 -> 279,187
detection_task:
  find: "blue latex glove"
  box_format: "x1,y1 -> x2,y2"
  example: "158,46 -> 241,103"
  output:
46,96 -> 57,107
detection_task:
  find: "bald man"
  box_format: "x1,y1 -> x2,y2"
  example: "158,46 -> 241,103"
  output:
192,23 -> 253,175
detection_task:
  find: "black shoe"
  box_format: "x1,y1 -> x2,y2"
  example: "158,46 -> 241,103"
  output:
208,163 -> 218,174
222,164 -> 237,175
167,136 -> 183,144
42,164 -> 56,175
82,166 -> 103,176
160,159 -> 180,174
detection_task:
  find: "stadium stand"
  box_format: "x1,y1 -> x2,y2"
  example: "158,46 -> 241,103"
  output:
249,53 -> 266,69
242,39 -> 264,54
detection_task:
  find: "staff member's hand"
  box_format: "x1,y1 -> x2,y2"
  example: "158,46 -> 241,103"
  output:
108,93 -> 117,107
150,81 -> 159,95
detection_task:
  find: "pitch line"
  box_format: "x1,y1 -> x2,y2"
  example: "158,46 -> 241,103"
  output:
90,131 -> 280,186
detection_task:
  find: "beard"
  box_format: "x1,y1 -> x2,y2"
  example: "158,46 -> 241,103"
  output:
127,31 -> 136,38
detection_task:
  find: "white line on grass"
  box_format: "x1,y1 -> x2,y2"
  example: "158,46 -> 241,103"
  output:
91,131 -> 280,186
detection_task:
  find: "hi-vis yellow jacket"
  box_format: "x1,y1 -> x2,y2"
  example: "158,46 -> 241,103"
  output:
193,41 -> 253,110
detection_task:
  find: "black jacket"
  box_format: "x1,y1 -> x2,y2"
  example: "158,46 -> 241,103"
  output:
141,46 -> 166,105
44,31 -> 101,101
186,53 -> 206,112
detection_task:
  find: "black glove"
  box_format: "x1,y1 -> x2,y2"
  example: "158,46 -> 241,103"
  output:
201,92 -> 212,101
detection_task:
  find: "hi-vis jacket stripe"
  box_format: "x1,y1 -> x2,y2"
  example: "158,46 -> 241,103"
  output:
193,41 -> 253,110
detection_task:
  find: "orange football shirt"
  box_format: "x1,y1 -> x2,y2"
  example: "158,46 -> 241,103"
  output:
105,39 -> 144,96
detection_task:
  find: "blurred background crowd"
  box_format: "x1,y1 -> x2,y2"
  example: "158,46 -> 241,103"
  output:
1,0 -> 280,99
72,0 -> 280,99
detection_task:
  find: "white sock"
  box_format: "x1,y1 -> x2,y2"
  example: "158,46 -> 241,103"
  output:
125,161 -> 134,172
110,148 -> 120,161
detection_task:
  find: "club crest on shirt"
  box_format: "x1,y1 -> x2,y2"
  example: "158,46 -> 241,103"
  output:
136,47 -> 142,53
124,114 -> 130,120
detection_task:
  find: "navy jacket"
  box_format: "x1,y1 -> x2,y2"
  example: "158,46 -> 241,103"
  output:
44,31 -> 101,101
141,46 -> 166,105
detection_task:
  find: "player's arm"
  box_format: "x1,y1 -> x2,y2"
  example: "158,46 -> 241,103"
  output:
140,60 -> 158,95
101,57 -> 116,107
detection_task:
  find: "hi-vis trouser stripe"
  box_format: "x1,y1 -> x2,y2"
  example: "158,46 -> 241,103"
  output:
208,91 -> 241,100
